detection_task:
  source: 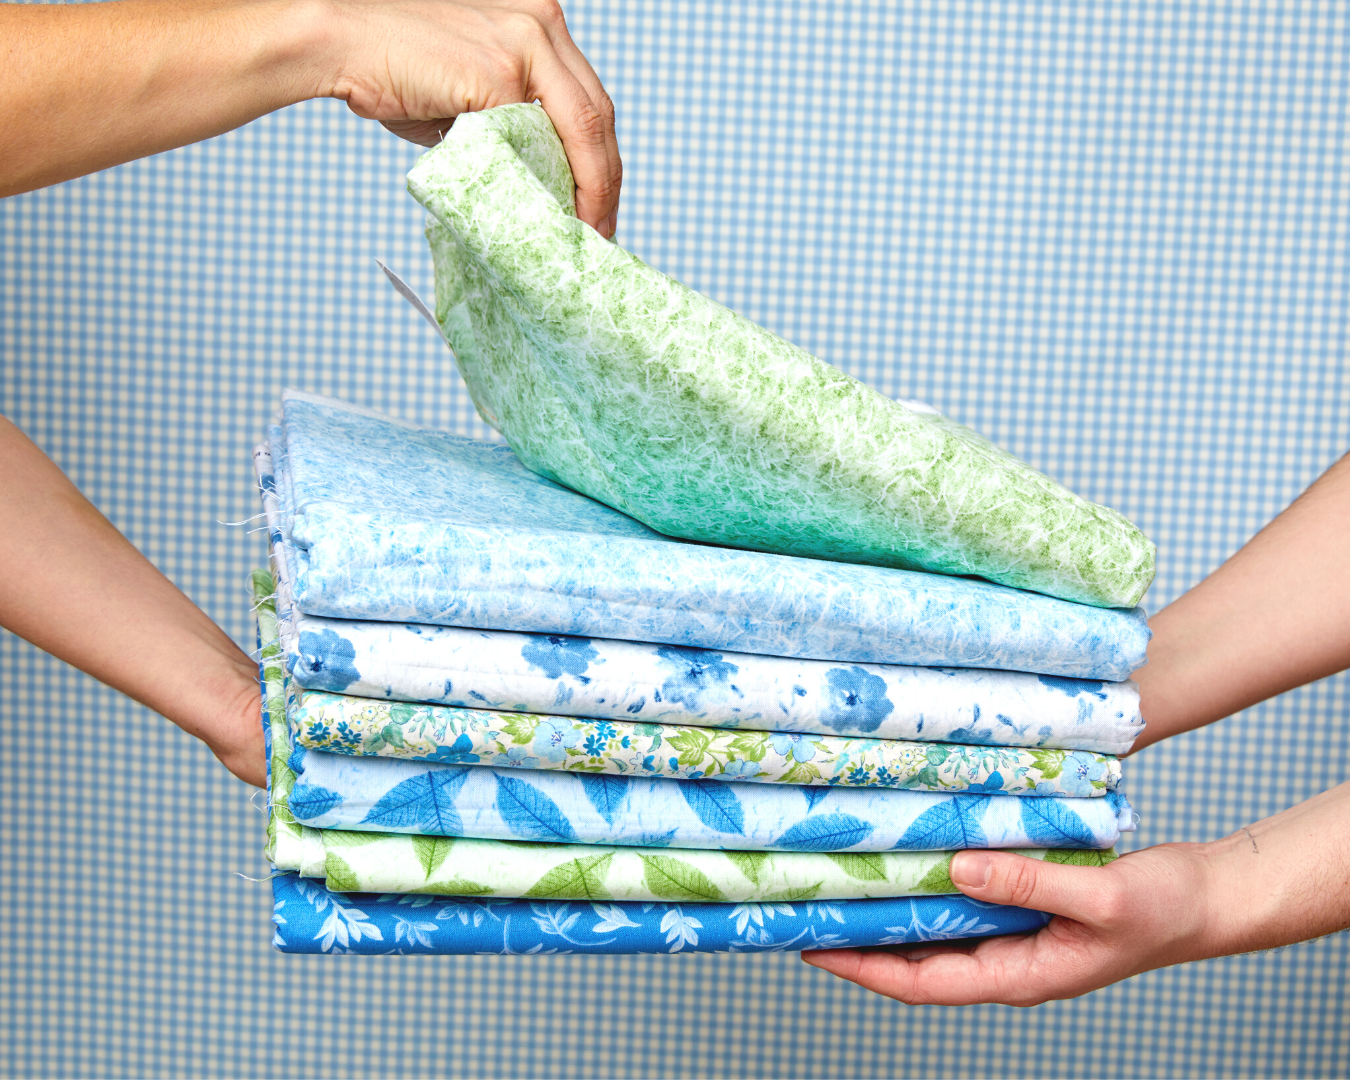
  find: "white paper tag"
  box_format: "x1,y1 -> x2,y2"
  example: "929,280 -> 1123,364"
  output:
376,259 -> 442,336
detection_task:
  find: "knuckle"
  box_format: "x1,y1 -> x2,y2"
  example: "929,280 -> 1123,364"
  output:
596,90 -> 617,125
529,0 -> 566,27
1092,879 -> 1130,929
1003,860 -> 1041,908
505,9 -> 550,46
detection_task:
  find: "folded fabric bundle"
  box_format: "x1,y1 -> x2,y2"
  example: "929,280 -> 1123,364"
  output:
300,829 -> 1115,901
259,577 -> 1059,952
403,103 -> 1154,610
269,393 -> 1150,680
289,684 -> 1120,796
271,872 -> 1053,955
288,741 -> 1133,851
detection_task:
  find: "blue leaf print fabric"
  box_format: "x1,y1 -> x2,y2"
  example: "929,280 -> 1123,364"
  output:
256,441 -> 1144,753
269,392 -> 1149,680
270,872 -> 1052,954
289,748 -> 1133,851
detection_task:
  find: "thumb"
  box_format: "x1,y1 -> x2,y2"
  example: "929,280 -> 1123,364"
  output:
949,850 -> 1118,921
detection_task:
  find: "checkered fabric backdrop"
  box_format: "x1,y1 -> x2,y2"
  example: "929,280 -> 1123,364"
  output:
2,1 -> 1348,1076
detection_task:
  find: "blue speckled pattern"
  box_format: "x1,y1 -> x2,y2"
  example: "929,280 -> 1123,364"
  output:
288,743 -> 1134,851
274,392 -> 1151,680
269,872 -> 1052,955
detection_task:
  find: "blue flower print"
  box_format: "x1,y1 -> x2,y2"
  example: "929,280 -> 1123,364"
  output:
531,719 -> 581,763
820,666 -> 895,733
504,745 -> 540,768
768,733 -> 817,762
520,635 -> 599,679
296,629 -> 361,692
583,733 -> 610,757
723,759 -> 762,779
846,764 -> 871,785
655,646 -> 740,710
1061,751 -> 1106,797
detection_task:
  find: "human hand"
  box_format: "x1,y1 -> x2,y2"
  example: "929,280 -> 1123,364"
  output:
803,783 -> 1350,1005
321,0 -> 622,235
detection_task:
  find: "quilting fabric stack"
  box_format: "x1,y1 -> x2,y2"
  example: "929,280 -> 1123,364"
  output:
254,104 -> 1150,955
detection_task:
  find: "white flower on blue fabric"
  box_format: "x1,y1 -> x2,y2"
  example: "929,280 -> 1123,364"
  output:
590,903 -> 641,933
659,907 -> 702,951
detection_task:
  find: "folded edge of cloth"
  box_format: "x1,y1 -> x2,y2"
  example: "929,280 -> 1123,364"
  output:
406,102 -> 1154,609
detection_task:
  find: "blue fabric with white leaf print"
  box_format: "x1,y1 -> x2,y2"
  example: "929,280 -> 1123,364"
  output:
273,392 -> 1149,680
289,746 -> 1133,850
270,871 -> 1052,954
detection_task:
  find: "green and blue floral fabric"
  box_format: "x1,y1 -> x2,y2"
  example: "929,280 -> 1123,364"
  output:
270,393 -> 1150,680
406,104 -> 1154,609
289,683 -> 1120,796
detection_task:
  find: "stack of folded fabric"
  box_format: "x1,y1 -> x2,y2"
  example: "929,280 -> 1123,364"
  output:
252,104 -> 1153,955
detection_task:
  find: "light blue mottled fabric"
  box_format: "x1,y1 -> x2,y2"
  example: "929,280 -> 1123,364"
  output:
270,872 -> 1052,954
272,392 -> 1151,680
288,743 -> 1134,851
256,445 -> 1143,755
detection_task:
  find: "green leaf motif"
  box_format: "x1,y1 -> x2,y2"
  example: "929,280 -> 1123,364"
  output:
413,834 -> 455,879
725,851 -> 769,886
640,855 -> 727,901
1043,848 -> 1118,866
911,855 -> 957,894
1030,749 -> 1065,780
501,715 -> 539,744
826,852 -> 889,882
325,853 -> 361,892
323,829 -> 382,848
780,760 -> 823,786
761,883 -> 821,902
667,729 -> 712,767
728,731 -> 771,763
523,853 -> 614,900
412,879 -> 494,896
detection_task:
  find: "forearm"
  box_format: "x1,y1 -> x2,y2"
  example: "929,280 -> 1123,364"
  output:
1132,453 -> 1350,751
0,417 -> 263,784
0,0 -> 332,199
1198,781 -> 1350,959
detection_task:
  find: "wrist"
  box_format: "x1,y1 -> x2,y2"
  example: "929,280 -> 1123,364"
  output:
233,0 -> 351,106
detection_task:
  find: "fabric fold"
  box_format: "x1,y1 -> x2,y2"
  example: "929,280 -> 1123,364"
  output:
271,393 -> 1151,680
404,102 -> 1154,610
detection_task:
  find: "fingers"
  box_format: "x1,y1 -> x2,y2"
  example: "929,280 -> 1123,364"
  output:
950,850 -> 1127,924
521,29 -> 620,234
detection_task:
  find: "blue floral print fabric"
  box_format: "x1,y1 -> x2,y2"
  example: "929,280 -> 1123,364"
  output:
287,744 -> 1134,851
255,450 -> 1143,756
270,392 -> 1150,680
270,872 -> 1052,954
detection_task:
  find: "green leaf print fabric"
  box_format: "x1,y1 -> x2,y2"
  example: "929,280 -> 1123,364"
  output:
288,684 -> 1121,798
406,103 -> 1155,609
300,830 -> 1116,902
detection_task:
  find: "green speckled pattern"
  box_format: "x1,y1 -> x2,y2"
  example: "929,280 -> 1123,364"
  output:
407,104 -> 1155,608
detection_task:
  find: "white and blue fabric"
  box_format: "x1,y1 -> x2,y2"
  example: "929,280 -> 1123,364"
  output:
270,392 -> 1150,681
269,872 -> 1052,955
287,743 -> 1134,851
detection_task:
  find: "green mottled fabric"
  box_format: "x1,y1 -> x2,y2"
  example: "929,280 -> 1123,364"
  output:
301,830 -> 1118,902
406,103 -> 1155,608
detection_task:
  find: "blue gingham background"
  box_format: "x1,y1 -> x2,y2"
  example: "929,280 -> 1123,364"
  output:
2,1 -> 1348,1076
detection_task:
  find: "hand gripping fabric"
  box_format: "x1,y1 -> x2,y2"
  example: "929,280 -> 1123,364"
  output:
406,103 -> 1155,609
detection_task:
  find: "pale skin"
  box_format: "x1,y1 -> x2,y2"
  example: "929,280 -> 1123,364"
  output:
3,0 -> 1346,1002
806,454 -> 1350,1003
1,0 -> 621,786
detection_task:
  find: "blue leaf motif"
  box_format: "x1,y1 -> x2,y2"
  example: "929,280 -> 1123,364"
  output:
800,787 -> 830,812
496,775 -> 577,841
678,780 -> 744,835
577,773 -> 628,824
776,812 -> 875,851
894,796 -> 991,850
288,783 -> 344,821
360,769 -> 469,833
1019,797 -> 1097,848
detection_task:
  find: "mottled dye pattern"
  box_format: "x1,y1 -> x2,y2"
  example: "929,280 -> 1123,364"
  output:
289,684 -> 1120,796
299,829 -> 1115,902
269,395 -> 1151,680
288,746 -> 1134,851
405,103 -> 1154,608
270,873 -> 1052,955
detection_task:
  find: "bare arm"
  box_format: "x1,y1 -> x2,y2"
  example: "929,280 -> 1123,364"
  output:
804,781 -> 1350,1005
0,0 -> 622,235
0,418 -> 265,785
1132,452 -> 1350,750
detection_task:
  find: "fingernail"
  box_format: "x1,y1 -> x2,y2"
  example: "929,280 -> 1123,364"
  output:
950,851 -> 991,888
